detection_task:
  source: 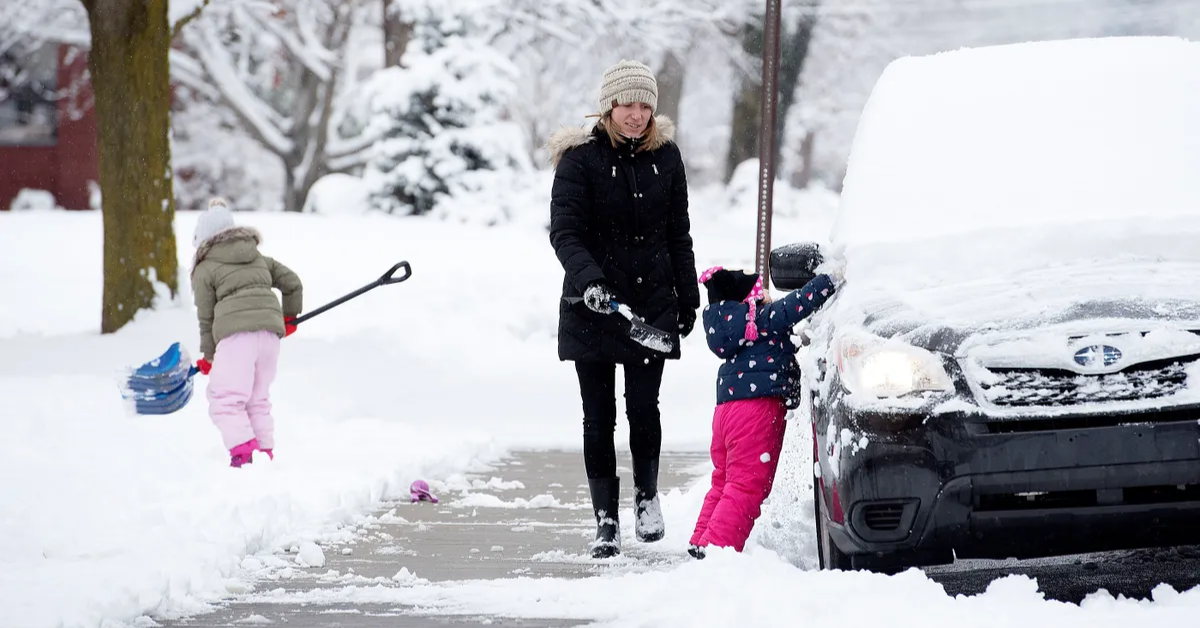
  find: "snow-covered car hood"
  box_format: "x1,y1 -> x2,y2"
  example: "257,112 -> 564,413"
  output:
837,262 -> 1200,356
849,270 -> 1200,350
826,215 -> 1200,354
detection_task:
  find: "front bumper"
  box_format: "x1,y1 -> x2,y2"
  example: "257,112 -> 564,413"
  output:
824,406 -> 1200,569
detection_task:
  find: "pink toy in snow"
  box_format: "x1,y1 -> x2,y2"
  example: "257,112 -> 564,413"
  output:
410,480 -> 438,503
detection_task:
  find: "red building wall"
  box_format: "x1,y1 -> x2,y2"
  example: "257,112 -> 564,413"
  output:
54,45 -> 98,210
0,147 -> 58,206
0,44 -> 98,210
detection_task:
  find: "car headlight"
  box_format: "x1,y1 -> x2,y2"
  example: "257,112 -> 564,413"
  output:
837,334 -> 953,398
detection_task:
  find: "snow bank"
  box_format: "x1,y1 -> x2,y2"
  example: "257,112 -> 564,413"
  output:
837,36 -> 1200,248
0,367 -> 500,626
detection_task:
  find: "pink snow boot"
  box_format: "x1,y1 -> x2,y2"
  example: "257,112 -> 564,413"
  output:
230,439 -> 260,468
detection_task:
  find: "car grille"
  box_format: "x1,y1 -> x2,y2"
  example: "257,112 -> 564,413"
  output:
861,503 -> 906,531
850,499 -> 919,542
979,357 -> 1193,407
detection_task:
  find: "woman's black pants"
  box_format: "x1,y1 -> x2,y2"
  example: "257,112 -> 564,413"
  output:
574,360 -> 665,489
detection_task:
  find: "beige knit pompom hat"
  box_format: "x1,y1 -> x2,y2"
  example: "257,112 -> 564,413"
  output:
598,60 -> 658,115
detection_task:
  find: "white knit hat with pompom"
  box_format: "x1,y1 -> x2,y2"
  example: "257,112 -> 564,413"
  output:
193,197 -> 235,247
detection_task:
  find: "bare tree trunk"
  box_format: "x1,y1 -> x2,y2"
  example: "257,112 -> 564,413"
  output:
775,11 -> 817,167
724,20 -> 764,183
83,0 -> 178,333
281,9 -> 351,212
382,0 -> 413,68
656,50 -> 685,125
791,129 -> 815,189
282,163 -> 302,213
291,76 -> 340,212
724,7 -> 819,184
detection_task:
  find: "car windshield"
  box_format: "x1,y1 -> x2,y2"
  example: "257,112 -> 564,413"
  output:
830,38 -> 1200,287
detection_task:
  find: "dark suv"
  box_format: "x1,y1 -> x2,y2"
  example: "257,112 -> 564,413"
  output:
764,36 -> 1200,572
770,241 -> 1200,572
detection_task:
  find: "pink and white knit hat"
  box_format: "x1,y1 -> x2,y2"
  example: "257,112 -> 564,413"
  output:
699,266 -> 765,341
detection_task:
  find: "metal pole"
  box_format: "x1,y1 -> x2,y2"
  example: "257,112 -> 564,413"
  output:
755,0 -> 783,280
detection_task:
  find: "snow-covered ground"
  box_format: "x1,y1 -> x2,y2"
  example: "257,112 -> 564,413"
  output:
6,177 -> 1200,627
0,175 -> 838,627
237,555 -> 1200,628
10,34 -> 1200,621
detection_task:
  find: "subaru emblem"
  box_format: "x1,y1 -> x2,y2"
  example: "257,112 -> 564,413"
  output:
1073,344 -> 1123,368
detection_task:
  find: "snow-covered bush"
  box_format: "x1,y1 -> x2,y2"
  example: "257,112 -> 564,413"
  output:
8,188 -> 58,211
431,169 -> 553,227
303,173 -> 371,216
353,9 -> 530,216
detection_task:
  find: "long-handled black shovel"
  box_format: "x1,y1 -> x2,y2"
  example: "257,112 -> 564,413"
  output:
564,297 -> 675,354
120,261 -> 413,415
288,261 -> 412,325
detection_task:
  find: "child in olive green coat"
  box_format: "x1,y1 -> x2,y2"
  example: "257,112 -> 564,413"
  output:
192,198 -> 303,467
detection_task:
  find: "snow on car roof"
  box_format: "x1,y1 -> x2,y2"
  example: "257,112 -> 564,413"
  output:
833,36 -> 1200,248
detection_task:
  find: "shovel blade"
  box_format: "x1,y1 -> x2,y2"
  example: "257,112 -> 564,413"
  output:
120,342 -> 198,415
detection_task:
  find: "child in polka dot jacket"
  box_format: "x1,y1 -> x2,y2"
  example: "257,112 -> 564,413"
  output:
688,266 -> 836,557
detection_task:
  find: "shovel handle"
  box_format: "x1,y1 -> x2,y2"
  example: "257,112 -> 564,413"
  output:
290,261 -> 412,325
610,300 -> 639,321
379,261 -> 413,285
562,296 -> 638,319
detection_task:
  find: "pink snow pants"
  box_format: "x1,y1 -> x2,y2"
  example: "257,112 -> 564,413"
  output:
690,396 -> 787,552
207,330 -> 280,450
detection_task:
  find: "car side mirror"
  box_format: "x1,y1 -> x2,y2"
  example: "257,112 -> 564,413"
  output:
770,242 -> 824,291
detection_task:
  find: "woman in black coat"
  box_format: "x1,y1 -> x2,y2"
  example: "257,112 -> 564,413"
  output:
547,59 -> 700,558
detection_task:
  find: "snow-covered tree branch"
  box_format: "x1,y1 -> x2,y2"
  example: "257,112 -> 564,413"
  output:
173,0 -> 361,211
0,1 -> 90,52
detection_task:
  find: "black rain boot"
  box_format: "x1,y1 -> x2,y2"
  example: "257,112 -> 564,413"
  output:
633,457 -> 665,543
587,477 -> 621,558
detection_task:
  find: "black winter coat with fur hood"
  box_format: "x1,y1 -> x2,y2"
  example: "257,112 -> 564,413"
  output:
547,117 -> 700,363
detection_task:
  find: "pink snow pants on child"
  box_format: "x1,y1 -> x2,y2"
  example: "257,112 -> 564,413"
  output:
690,396 -> 788,552
207,330 -> 280,450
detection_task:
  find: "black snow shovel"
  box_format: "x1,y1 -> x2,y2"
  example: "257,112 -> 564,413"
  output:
564,297 -> 676,354
120,261 -> 413,415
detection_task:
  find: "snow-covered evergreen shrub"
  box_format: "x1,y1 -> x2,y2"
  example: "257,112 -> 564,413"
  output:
355,10 -> 529,216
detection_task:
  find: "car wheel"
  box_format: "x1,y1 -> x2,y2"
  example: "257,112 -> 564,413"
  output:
813,481 -> 853,570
